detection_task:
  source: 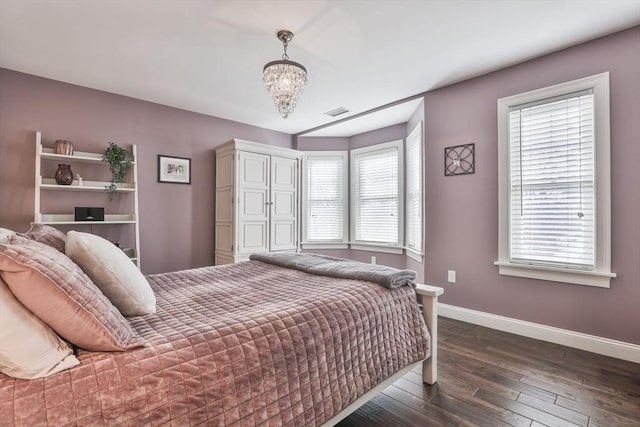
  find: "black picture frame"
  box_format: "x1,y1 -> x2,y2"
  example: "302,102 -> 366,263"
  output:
444,143 -> 475,176
157,154 -> 191,184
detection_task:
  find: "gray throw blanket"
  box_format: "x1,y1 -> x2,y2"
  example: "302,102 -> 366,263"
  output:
249,252 -> 416,289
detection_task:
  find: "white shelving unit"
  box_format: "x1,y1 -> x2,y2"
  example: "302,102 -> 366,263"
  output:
34,131 -> 142,268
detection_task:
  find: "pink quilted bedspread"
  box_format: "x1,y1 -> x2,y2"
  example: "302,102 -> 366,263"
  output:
0,261 -> 429,426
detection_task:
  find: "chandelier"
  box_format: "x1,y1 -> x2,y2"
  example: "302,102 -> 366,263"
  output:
263,30 -> 307,119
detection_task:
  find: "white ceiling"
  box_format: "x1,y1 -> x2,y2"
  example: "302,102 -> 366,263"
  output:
1,0 -> 639,136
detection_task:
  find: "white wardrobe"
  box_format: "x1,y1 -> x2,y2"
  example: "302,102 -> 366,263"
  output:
215,139 -> 299,264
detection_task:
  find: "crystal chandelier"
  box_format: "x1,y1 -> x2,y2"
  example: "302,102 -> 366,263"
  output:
263,30 -> 307,119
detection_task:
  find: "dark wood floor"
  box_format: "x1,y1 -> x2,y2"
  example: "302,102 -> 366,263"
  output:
337,317 -> 640,427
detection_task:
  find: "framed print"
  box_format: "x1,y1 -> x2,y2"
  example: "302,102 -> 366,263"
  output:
158,155 -> 191,184
444,143 -> 475,176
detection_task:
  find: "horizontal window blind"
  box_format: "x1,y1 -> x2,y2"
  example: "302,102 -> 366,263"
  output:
354,146 -> 399,244
509,90 -> 595,268
406,127 -> 422,252
306,156 -> 345,241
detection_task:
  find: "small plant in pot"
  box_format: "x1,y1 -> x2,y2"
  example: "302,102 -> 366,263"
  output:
102,142 -> 133,201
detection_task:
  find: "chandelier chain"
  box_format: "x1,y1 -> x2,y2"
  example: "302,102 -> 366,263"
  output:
282,40 -> 289,61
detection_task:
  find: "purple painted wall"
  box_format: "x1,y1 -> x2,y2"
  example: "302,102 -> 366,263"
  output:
0,69 -> 292,274
296,136 -> 349,151
424,26 -> 640,344
349,123 -> 406,150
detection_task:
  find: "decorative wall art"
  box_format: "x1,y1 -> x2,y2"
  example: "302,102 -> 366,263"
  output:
444,143 -> 475,176
158,155 -> 191,184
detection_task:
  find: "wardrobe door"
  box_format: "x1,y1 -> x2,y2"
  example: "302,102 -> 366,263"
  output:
237,151 -> 270,255
269,156 -> 298,251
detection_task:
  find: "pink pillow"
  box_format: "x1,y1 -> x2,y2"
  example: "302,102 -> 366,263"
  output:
19,223 -> 66,253
0,237 -> 143,351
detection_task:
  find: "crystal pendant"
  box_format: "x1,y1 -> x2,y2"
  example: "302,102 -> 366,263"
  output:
263,60 -> 307,119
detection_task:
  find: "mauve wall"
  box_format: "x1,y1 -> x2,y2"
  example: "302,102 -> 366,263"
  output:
0,69 -> 292,274
296,136 -> 349,151
424,26 -> 640,344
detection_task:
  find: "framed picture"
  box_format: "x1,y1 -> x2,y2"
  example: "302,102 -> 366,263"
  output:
444,143 -> 475,176
157,155 -> 191,184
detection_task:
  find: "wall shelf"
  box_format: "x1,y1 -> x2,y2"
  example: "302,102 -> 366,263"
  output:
34,131 -> 142,268
40,178 -> 135,192
40,147 -> 136,165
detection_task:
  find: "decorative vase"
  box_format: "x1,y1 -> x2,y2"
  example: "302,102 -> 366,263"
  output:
54,140 -> 74,156
54,164 -> 74,185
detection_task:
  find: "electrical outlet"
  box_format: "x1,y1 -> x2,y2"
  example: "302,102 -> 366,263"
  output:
447,270 -> 456,283
371,256 -> 377,265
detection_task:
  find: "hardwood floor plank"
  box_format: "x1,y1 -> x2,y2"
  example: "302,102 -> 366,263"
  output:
516,393 -> 589,426
381,385 -> 473,426
521,374 -> 640,420
475,388 -> 582,427
371,392 -> 457,427
352,400 -> 414,427
555,395 -> 640,426
438,363 -> 521,400
429,391 -> 527,427
472,366 -> 558,403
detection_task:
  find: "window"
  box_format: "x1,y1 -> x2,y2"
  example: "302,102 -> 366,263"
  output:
301,152 -> 348,248
405,122 -> 423,261
351,140 -> 403,253
496,73 -> 615,287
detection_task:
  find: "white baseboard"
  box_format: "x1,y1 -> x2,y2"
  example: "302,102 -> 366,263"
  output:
438,303 -> 640,364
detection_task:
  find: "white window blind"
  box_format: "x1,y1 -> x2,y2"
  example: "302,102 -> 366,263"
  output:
352,143 -> 401,245
509,90 -> 595,269
406,123 -> 423,254
304,153 -> 347,242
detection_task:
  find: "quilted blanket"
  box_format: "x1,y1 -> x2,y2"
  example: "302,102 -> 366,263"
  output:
0,261 -> 429,426
249,252 -> 417,289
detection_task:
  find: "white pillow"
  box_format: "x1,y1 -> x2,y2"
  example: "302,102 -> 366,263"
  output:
0,228 -> 15,244
0,276 -> 79,379
65,231 -> 156,316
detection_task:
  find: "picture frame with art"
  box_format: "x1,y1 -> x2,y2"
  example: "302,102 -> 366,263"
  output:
157,154 -> 191,184
444,143 -> 475,176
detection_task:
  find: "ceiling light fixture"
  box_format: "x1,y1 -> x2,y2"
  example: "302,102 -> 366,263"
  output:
263,30 -> 307,119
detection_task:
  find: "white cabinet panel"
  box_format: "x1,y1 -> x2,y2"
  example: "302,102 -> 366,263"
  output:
215,152 -> 234,187
240,222 -> 268,252
272,191 -> 295,216
241,190 -> 267,217
240,153 -> 269,185
271,221 -> 296,250
215,188 -> 233,222
215,224 -> 233,252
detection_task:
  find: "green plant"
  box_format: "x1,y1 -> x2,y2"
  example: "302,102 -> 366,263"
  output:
102,142 -> 133,201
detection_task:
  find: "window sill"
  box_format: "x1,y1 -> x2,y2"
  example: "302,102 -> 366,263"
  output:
350,244 -> 404,255
301,242 -> 349,250
494,261 -> 616,288
406,248 -> 423,263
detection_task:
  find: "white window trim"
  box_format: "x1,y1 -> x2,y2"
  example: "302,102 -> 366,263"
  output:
301,151 -> 349,248
405,122 -> 424,263
350,139 -> 404,254
496,72 -> 615,288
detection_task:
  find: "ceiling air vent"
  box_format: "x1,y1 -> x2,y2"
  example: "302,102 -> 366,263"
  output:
324,107 -> 350,117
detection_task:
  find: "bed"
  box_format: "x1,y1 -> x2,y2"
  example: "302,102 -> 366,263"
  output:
0,255 -> 443,426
